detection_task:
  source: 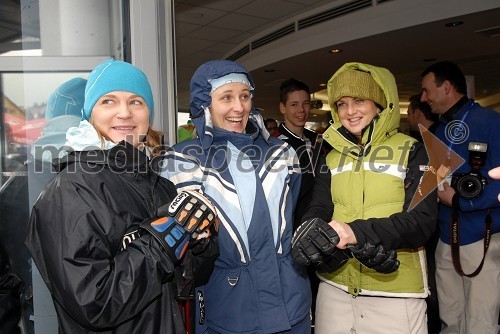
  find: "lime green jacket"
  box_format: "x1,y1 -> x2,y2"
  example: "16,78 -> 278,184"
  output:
320,62 -> 429,298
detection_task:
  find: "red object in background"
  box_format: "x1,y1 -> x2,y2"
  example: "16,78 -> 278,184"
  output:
4,113 -> 45,145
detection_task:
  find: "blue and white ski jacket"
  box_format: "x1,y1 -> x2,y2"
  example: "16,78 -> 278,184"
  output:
159,60 -> 311,333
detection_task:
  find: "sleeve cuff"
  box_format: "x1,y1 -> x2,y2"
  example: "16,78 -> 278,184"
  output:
349,221 -> 367,247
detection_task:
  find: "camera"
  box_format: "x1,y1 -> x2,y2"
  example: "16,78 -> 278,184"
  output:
451,142 -> 488,199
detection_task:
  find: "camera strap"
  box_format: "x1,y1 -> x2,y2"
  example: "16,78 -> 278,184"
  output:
450,208 -> 492,277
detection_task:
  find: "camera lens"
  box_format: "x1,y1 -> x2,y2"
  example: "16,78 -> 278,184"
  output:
456,175 -> 482,199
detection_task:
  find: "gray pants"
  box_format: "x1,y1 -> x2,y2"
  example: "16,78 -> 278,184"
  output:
315,282 -> 427,334
436,234 -> 500,334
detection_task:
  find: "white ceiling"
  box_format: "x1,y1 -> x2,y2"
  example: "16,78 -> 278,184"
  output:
175,0 -> 500,122
175,0 -> 337,114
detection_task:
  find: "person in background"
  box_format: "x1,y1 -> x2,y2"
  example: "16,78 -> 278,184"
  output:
24,59 -> 217,333
406,92 -> 441,333
490,167 -> 500,202
490,167 -> 500,181
406,92 -> 438,141
177,119 -> 196,143
278,78 -> 312,140
160,60 -> 311,333
277,78 -> 329,228
0,77 -> 87,334
420,60 -> 500,334
295,62 -> 437,334
264,118 -> 280,137
488,167 -> 500,180
314,126 -> 333,156
488,166 -> 500,331
276,77 -> 330,331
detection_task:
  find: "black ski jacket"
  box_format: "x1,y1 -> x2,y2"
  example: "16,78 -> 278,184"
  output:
25,142 -> 185,333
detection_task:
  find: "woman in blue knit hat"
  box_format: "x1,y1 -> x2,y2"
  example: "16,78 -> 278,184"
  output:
159,59 -> 312,333
25,59 -> 218,333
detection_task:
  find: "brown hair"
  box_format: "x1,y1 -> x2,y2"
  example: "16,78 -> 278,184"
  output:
145,127 -> 165,156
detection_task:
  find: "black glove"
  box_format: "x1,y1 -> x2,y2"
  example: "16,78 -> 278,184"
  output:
348,243 -> 400,274
316,249 -> 351,273
141,190 -> 218,262
292,218 -> 340,267
156,190 -> 219,237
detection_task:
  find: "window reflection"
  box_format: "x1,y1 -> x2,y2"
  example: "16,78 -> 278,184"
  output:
0,72 -> 88,334
0,0 -> 126,331
1,73 -> 87,181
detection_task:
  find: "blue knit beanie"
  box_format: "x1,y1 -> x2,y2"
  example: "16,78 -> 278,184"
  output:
45,77 -> 86,120
83,59 -> 154,122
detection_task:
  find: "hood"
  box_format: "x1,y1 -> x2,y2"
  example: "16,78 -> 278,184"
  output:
189,60 -> 269,149
50,120 -> 149,173
325,62 -> 400,148
34,120 -> 116,163
65,120 -> 116,151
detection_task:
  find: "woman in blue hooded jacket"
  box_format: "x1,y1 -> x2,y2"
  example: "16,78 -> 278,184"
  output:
159,60 -> 311,333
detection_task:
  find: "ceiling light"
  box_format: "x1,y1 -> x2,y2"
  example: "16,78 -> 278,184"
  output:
319,83 -> 327,87
329,48 -> 342,53
445,21 -> 463,27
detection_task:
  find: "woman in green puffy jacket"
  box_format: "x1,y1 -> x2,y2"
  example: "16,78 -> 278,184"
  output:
301,62 -> 438,334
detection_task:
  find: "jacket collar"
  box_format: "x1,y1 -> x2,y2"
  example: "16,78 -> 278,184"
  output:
211,118 -> 261,146
55,140 -> 150,173
441,95 -> 469,122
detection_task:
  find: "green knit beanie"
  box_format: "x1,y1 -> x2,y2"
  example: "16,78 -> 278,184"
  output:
329,69 -> 386,110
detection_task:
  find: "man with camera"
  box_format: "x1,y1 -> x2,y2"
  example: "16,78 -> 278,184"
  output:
421,61 -> 500,334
